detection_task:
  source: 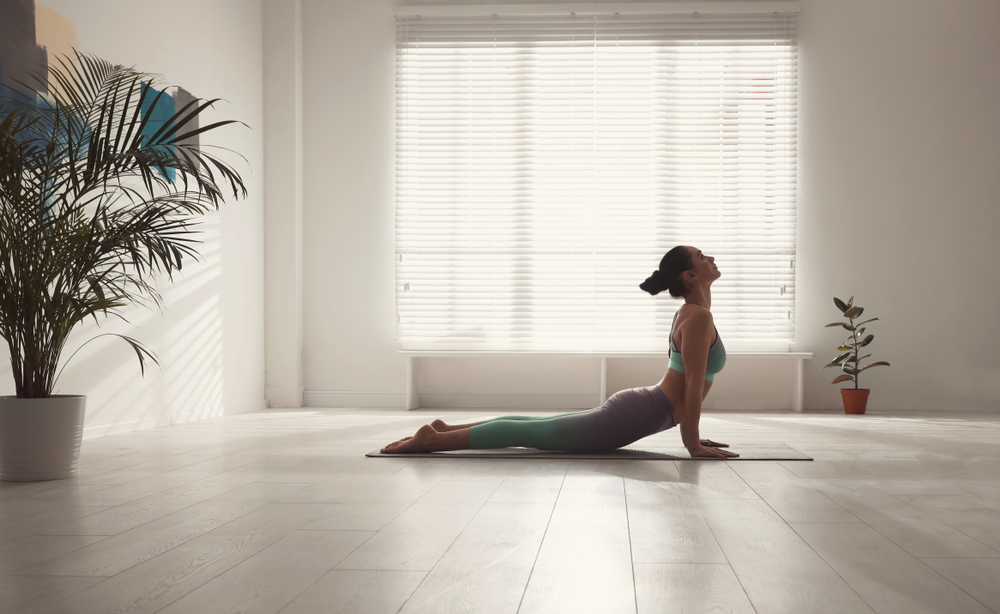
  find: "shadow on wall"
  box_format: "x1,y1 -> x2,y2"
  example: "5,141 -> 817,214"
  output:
161,218 -> 225,425
51,218 -> 226,433
0,208 -> 228,437
0,0 -> 50,93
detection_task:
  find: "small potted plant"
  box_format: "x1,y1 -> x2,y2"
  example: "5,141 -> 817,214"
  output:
824,296 -> 890,414
0,52 -> 246,480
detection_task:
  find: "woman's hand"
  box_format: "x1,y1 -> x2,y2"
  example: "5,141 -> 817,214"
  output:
689,445 -> 739,459
700,439 -> 729,448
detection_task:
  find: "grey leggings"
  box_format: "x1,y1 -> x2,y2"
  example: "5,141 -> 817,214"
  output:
468,386 -> 677,453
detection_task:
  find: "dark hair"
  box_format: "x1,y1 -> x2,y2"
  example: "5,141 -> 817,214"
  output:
639,246 -> 694,298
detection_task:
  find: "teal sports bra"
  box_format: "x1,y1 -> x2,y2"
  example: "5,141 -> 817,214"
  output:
667,303 -> 727,382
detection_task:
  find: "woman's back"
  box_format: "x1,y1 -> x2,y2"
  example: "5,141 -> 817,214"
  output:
658,303 -> 722,423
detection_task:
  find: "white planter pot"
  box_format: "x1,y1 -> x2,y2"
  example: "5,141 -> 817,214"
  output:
0,395 -> 86,481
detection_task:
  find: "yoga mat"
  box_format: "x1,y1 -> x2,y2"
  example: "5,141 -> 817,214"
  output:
367,443 -> 811,461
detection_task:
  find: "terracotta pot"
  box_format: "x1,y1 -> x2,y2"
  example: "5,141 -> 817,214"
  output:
0,395 -> 86,481
841,389 -> 870,415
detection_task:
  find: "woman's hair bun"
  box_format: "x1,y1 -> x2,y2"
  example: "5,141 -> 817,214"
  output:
640,245 -> 695,299
639,269 -> 668,295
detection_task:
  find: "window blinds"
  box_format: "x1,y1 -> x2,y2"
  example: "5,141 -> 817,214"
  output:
395,8 -> 798,351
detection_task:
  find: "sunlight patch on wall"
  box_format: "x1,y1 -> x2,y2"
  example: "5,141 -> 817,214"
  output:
35,3 -> 78,66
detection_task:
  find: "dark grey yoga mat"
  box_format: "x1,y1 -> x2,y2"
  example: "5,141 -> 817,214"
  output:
366,443 -> 812,461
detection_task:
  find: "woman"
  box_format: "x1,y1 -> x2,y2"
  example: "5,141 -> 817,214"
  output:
381,245 -> 738,459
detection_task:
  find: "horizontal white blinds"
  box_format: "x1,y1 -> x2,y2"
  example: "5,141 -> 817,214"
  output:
396,11 -> 797,351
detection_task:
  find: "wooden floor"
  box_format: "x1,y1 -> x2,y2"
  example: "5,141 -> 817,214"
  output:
2,408 -> 1000,614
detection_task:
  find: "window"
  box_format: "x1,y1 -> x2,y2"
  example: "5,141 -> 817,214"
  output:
395,7 -> 798,351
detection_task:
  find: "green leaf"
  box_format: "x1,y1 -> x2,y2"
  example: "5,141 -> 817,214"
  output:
824,353 -> 852,368
842,365 -> 857,375
855,317 -> 879,328
837,345 -> 853,352
52,333 -> 160,392
86,276 -> 106,303
825,322 -> 852,329
117,334 -> 161,377
859,334 -> 875,347
165,119 -> 243,146
834,297 -> 848,313
847,296 -> 854,309
831,374 -> 854,385
860,361 -> 890,372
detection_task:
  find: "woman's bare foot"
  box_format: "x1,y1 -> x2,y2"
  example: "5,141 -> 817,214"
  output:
431,418 -> 483,432
380,425 -> 437,453
431,419 -> 452,432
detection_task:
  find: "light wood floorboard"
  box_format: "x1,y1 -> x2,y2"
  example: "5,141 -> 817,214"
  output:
18,482 -> 309,577
518,525 -> 635,614
334,481 -> 499,571
901,495 -> 1000,551
398,501 -> 554,614
791,522 -> 994,613
25,503 -> 332,614
157,530 -> 373,614
626,480 -> 728,564
1,408 -> 999,614
634,563 -> 755,614
278,569 -> 426,614
699,498 -> 875,613
921,558 -> 1000,613
0,574 -> 105,613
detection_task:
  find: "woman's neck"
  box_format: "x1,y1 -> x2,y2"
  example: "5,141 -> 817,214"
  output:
685,287 -> 711,310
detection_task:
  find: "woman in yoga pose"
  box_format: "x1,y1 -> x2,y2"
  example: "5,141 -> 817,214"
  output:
381,245 -> 738,459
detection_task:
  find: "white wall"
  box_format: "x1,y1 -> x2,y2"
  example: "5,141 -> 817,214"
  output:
300,0 -> 402,407
297,0 -> 1000,411
796,0 -> 1000,411
0,0 -> 268,434
263,0 -> 305,408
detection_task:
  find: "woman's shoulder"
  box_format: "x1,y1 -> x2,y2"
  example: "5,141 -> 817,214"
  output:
678,303 -> 714,325
675,304 -> 714,343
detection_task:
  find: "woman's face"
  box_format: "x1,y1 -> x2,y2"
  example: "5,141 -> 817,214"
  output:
686,246 -> 721,283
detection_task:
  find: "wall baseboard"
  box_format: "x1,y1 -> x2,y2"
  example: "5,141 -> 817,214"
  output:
305,390 -> 408,408
83,414 -> 173,440
223,400 -> 269,415
414,393 -> 600,410
266,385 -> 304,408
303,390 -> 600,409
82,399 -> 268,440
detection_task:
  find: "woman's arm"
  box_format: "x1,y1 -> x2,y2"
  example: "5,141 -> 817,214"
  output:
677,309 -> 737,458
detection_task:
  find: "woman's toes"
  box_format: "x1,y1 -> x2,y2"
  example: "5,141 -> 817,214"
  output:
382,425 -> 438,454
381,437 -> 409,453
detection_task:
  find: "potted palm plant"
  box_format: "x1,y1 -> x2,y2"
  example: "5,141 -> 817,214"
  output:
0,52 -> 246,480
824,296 -> 890,414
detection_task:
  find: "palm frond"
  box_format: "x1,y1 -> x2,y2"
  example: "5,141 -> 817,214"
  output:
0,51 -> 248,398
